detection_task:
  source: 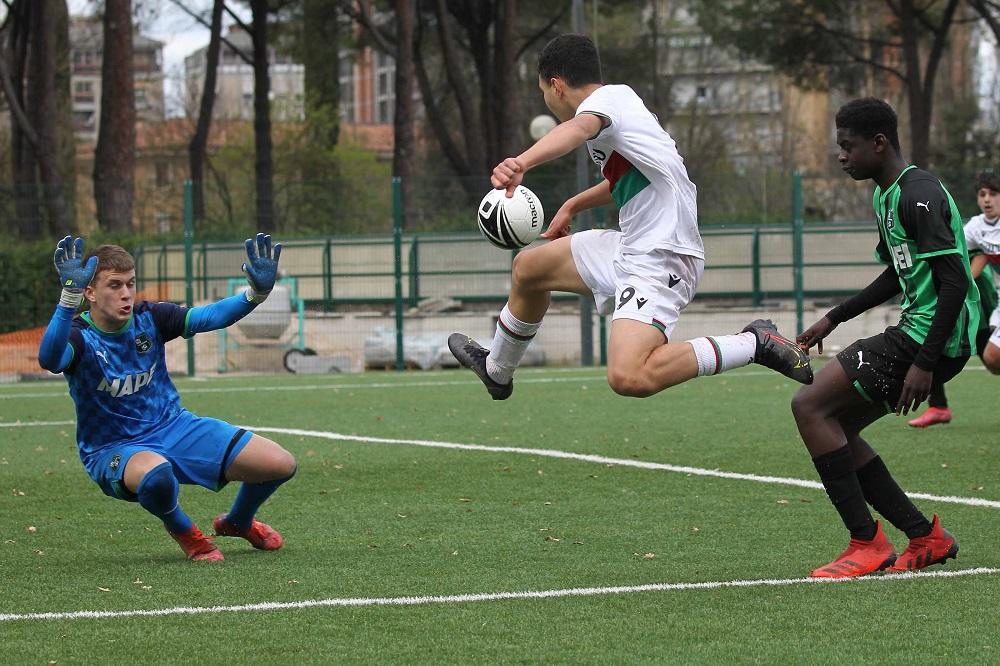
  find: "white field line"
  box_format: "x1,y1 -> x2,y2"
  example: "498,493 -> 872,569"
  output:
0,374 -> 608,400
0,366 -> 861,400
251,427 -> 1000,510
4,421 -> 998,510
2,567 -> 997,623
1,363 -> 992,399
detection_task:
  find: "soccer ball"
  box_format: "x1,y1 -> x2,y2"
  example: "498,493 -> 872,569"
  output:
476,186 -> 545,250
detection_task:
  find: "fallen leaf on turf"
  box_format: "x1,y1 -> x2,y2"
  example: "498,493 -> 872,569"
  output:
451,550 -> 458,556
777,499 -> 789,505
34,549 -> 44,555
27,526 -> 37,533
132,579 -> 143,585
12,488 -> 25,496
544,536 -> 561,542
458,497 -> 471,503
573,541 -> 583,545
396,514 -> 407,518
288,580 -> 299,584
98,587 -> 110,592
141,586 -> 152,591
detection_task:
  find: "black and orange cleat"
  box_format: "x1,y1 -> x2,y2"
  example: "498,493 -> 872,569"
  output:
447,333 -> 513,400
213,513 -> 284,551
169,525 -> 224,562
742,319 -> 814,385
887,514 -> 958,572
810,521 -> 896,578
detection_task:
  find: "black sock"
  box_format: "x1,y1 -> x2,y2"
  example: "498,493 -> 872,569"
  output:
812,447 -> 877,541
856,456 -> 931,539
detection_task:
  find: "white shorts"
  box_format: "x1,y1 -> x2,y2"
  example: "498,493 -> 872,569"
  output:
571,229 -> 703,340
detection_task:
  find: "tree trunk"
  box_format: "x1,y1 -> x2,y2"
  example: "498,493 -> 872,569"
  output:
52,0 -> 77,235
189,0 -> 224,223
93,0 -> 135,232
250,0 -> 275,232
5,0 -> 41,239
303,0 -> 341,147
393,0 -> 416,228
28,0 -> 72,235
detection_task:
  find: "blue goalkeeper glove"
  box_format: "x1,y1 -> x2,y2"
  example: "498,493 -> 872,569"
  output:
53,236 -> 97,308
242,232 -> 282,303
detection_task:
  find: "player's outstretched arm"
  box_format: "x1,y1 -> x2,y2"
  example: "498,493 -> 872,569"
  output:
185,233 -> 283,336
796,267 -> 901,354
39,236 -> 97,373
492,114 -> 603,196
542,180 -> 613,240
969,253 -> 988,280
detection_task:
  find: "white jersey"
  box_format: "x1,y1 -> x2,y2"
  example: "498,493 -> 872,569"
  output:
576,84 -> 704,258
964,213 -> 1000,287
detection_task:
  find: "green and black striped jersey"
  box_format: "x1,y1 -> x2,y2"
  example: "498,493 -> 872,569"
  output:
872,165 -> 981,357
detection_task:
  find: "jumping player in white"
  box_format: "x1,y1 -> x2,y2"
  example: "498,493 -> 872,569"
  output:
448,34 -> 812,399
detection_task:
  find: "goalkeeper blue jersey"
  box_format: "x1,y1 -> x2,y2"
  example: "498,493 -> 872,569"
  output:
64,301 -> 189,457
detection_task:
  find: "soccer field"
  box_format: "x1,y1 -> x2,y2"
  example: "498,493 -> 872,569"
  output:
1,364 -> 997,663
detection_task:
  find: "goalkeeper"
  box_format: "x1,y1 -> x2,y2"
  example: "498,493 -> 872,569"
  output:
37,234 -> 296,562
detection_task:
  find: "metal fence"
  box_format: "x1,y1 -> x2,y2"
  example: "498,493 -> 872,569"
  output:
2,175 -> 892,381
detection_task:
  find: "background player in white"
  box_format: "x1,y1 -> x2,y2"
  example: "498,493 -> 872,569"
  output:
38,234 -> 296,561
449,34 -> 812,399
908,171 -> 1000,426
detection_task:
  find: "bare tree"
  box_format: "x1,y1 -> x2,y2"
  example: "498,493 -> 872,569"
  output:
187,0 -> 225,222
93,0 -> 136,231
0,0 -> 75,239
693,0 -> 962,167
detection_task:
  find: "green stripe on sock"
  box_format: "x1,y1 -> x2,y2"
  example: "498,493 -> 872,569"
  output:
707,337 -> 723,374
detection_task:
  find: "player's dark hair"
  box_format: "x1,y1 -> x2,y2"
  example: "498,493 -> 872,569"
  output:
86,245 -> 134,278
538,34 -> 602,87
974,170 -> 1000,192
835,97 -> 901,153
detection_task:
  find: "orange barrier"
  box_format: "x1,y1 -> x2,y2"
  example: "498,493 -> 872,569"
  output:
0,326 -> 46,375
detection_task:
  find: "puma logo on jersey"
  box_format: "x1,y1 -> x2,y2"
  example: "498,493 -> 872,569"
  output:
857,351 -> 870,370
95,350 -> 109,364
916,201 -> 930,212
97,362 -> 157,398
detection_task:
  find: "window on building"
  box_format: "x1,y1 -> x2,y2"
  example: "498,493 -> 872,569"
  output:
155,162 -> 170,188
374,51 -> 395,124
154,213 -> 174,233
339,55 -> 355,123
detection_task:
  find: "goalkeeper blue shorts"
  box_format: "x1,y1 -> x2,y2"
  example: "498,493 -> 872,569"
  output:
82,409 -> 254,501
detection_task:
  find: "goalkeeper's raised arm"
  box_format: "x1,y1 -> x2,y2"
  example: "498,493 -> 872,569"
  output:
183,233 -> 283,336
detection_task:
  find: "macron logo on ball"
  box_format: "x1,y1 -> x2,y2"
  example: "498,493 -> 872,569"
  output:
97,362 -> 157,398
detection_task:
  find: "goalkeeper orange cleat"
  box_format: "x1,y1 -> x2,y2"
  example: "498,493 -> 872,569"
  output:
213,513 -> 284,551
907,407 -> 952,428
169,525 -> 224,562
887,515 -> 958,572
810,521 -> 895,578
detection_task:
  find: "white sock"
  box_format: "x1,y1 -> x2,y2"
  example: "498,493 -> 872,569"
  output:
687,332 -> 756,376
485,303 -> 540,384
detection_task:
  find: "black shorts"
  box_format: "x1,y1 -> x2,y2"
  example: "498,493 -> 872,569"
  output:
836,327 -> 969,412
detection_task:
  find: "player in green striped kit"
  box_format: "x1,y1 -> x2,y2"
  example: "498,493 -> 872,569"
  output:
793,98 -> 979,578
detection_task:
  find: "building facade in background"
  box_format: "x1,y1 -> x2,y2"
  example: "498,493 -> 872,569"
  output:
184,26 -> 305,122
70,17 -> 164,141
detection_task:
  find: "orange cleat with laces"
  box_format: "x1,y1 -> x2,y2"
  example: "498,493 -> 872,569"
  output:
810,521 -> 896,578
169,525 -> 224,562
887,515 -> 958,572
213,513 -> 284,551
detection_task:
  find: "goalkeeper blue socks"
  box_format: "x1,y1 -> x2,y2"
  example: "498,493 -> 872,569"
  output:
226,468 -> 296,531
137,462 -> 193,534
